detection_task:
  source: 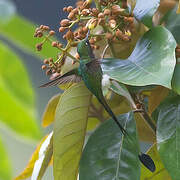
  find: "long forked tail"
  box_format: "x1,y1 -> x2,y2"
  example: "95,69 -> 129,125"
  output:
97,97 -> 127,135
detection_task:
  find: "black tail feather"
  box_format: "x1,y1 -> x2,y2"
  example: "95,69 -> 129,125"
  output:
97,97 -> 127,135
139,153 -> 156,172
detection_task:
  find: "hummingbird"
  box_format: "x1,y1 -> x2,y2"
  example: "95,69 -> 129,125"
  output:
40,32 -> 155,173
40,33 -> 126,135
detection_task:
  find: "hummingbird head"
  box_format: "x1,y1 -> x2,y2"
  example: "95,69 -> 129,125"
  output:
77,31 -> 95,60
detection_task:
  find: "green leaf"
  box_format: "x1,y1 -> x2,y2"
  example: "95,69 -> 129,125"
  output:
102,26 -> 176,89
164,6 -> 180,43
53,82 -> 91,180
0,137 -> 12,180
79,112 -> 140,180
0,15 -> 59,58
0,42 -> 41,139
141,144 -> 171,180
133,0 -> 160,28
155,94 -> 180,180
172,64 -> 180,95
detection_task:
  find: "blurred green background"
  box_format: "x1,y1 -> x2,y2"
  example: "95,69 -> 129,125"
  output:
0,0 -> 75,179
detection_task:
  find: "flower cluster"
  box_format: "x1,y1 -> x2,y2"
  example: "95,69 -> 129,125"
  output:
34,0 -> 136,77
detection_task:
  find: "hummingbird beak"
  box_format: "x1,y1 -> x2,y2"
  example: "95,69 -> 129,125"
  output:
85,30 -> 90,41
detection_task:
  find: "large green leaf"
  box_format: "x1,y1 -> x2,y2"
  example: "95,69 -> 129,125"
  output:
102,26 -> 176,89
0,42 -> 41,139
133,0 -> 160,28
155,94 -> 180,180
164,6 -> 180,43
0,15 -> 59,58
172,63 -> 180,95
79,112 -> 140,180
141,144 -> 171,180
0,137 -> 12,180
53,82 -> 91,180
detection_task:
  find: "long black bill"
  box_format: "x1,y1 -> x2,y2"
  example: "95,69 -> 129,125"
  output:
85,29 -> 90,40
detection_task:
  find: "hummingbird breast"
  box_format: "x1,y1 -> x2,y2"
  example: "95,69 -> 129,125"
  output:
80,60 -> 103,98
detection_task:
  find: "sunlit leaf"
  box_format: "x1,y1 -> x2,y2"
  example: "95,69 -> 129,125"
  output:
79,112 -> 140,180
102,26 -> 176,89
42,94 -> 61,127
0,42 -> 40,139
141,144 -> 171,180
31,132 -> 53,180
172,64 -> 180,95
14,135 -> 48,180
0,137 -> 12,180
148,86 -> 169,115
0,15 -> 59,58
155,93 -> 180,180
53,82 -> 91,180
133,0 -> 160,28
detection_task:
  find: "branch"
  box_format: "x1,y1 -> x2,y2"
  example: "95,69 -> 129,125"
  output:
134,94 -> 156,134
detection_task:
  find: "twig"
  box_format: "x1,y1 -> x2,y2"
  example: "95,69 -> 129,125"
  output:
101,44 -> 109,59
134,94 -> 156,134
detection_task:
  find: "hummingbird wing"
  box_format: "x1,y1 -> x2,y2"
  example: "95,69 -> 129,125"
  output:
39,68 -> 82,88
